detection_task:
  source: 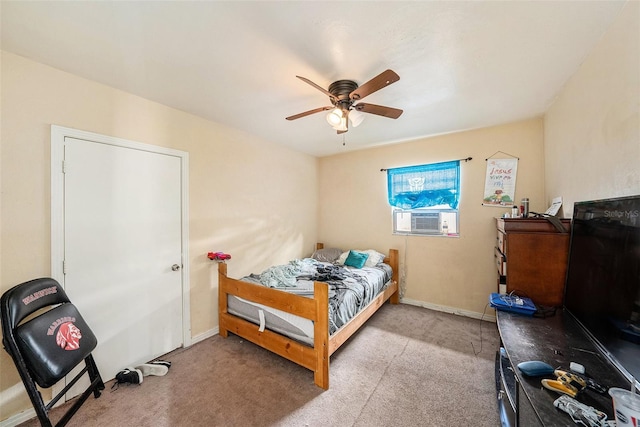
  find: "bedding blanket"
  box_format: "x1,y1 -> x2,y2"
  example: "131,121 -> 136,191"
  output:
242,259 -> 392,334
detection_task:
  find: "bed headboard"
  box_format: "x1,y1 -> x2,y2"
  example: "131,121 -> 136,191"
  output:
315,242 -> 397,268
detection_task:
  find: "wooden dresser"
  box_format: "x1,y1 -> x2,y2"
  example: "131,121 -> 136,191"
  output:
494,218 -> 571,307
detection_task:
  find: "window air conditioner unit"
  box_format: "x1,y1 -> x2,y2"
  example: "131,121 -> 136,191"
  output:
411,212 -> 440,234
394,210 -> 441,234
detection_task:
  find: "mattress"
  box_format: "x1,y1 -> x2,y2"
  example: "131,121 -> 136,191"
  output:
227,262 -> 393,346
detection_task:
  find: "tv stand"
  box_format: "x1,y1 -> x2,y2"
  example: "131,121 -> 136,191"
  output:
496,310 -> 631,426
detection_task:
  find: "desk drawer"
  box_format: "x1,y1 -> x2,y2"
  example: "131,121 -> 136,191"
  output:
496,349 -> 516,426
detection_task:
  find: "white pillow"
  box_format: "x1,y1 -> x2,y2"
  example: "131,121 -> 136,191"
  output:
311,247 -> 343,263
337,249 -> 385,267
362,249 -> 385,267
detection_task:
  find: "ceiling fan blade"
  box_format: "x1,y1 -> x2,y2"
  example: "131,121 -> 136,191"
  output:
354,102 -> 403,119
286,106 -> 332,121
296,76 -> 336,101
349,69 -> 400,101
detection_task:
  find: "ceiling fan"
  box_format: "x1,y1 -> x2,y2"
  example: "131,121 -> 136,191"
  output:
286,69 -> 403,134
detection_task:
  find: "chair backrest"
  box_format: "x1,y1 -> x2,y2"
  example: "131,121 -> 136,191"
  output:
1,278 -> 70,329
1,278 -> 98,388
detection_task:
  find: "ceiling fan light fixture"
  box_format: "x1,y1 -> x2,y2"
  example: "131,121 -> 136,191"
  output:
332,116 -> 348,132
348,109 -> 365,127
326,108 -> 343,126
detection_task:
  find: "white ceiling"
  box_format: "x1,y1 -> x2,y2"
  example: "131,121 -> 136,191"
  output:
1,1 -> 627,157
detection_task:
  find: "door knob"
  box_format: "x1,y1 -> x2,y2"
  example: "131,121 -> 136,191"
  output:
171,264 -> 181,271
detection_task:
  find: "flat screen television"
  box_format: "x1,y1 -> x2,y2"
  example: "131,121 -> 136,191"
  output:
563,195 -> 640,390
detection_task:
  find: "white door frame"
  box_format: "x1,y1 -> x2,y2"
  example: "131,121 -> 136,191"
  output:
50,124 -> 192,355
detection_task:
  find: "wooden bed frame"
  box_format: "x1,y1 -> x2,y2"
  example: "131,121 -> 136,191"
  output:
217,243 -> 399,389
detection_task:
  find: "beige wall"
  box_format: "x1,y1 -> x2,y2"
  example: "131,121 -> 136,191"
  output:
318,118 -> 545,316
545,1 -> 640,213
0,51 -> 318,421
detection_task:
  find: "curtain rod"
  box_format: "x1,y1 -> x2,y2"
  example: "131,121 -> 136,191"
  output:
380,157 -> 473,172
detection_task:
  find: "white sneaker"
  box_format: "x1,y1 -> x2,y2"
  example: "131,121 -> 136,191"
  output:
135,363 -> 169,377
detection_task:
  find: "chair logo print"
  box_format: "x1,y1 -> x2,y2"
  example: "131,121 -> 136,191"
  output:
55,320 -> 83,350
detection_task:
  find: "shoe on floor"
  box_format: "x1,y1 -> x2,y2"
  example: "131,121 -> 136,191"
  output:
150,359 -> 171,369
135,363 -> 169,377
114,368 -> 143,386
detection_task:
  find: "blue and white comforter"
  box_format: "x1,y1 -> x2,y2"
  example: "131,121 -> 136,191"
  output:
242,259 -> 392,334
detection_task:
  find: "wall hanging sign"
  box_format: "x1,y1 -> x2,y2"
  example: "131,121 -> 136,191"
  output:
483,157 -> 518,207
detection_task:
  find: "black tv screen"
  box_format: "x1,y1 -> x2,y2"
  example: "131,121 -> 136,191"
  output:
564,195 -> 640,389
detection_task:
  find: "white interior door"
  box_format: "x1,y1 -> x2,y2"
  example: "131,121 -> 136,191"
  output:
61,136 -> 184,386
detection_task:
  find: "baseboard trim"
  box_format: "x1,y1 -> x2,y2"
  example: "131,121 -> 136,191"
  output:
401,298 -> 496,323
0,408 -> 36,427
190,326 -> 219,345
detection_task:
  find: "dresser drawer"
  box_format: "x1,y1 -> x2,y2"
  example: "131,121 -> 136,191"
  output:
495,247 -> 507,276
497,230 -> 506,253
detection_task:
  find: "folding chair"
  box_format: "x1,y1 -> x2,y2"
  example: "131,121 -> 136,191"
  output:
1,277 -> 105,427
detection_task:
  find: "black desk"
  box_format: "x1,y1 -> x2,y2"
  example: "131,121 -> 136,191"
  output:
496,310 -> 631,426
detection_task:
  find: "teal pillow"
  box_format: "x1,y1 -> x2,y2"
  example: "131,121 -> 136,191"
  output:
344,250 -> 369,269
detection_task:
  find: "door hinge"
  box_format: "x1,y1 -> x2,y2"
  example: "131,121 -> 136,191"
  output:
63,260 -> 67,275
62,160 -> 67,174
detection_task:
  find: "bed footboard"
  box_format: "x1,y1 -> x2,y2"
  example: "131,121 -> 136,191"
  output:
217,246 -> 399,389
218,262 -> 331,388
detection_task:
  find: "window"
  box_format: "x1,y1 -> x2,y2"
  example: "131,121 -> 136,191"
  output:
387,160 -> 460,236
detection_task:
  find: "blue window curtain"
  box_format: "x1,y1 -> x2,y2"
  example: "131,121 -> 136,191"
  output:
387,160 -> 460,210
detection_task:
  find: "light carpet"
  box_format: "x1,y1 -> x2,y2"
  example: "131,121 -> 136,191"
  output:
17,303 -> 500,427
